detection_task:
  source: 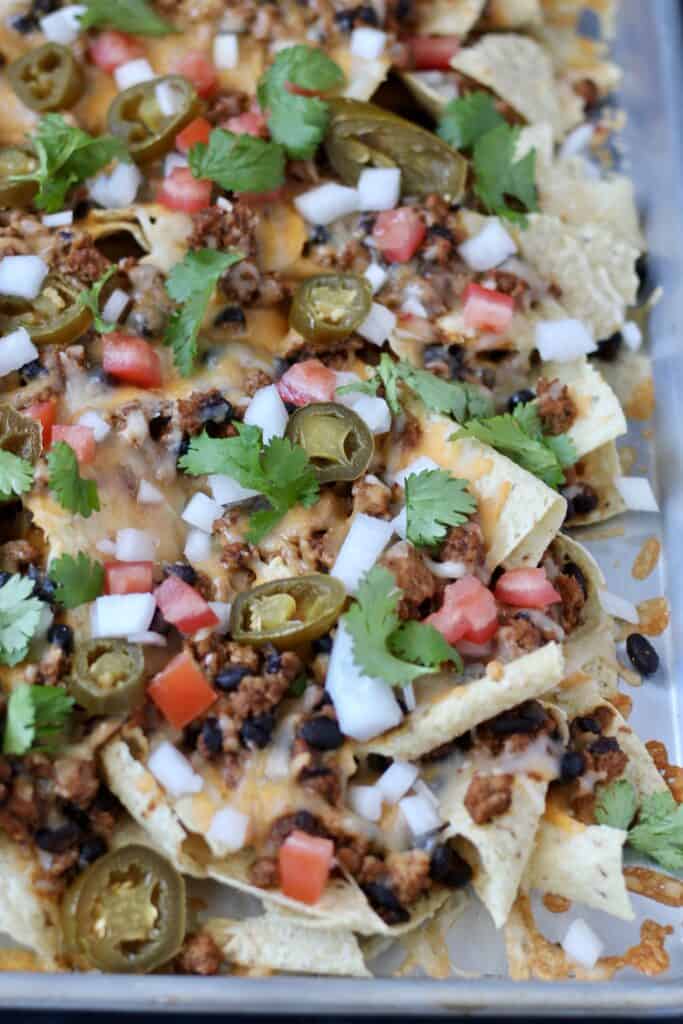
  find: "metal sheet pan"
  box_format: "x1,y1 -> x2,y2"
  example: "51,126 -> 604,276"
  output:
1,0 -> 682,1013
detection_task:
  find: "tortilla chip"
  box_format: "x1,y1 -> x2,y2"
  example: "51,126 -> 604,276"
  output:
356,642 -> 564,762
566,440 -> 626,526
414,0 -> 486,36
538,358 -> 627,460
524,821 -> 634,919
85,205 -> 193,273
0,838 -> 60,969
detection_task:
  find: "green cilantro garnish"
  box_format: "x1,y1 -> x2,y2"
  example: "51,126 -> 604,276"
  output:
78,0 -> 174,35
405,469 -> 476,548
257,45 -> 344,159
164,249 -> 244,377
189,129 -> 286,195
11,115 -> 128,213
47,442 -> 100,518
0,575 -> 43,668
344,565 -> 462,685
438,91 -> 505,150
452,400 -> 576,489
0,449 -> 34,503
179,423 -> 319,544
473,122 -> 538,224
596,779 -> 683,872
338,354 -> 493,423
78,266 -> 117,334
50,552 -> 104,610
3,683 -> 75,756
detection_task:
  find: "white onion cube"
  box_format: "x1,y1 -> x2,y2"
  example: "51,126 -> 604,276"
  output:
91,593 -> 156,638
214,33 -> 239,69
331,513 -> 394,594
357,168 -> 401,212
101,288 -> 130,325
243,384 -> 288,444
377,761 -> 418,804
207,806 -> 249,854
364,263 -> 387,294
148,741 -> 204,798
458,219 -> 517,272
89,162 -> 142,209
155,80 -> 185,117
164,152 -> 189,177
294,184 -> 360,226
137,479 -> 164,505
0,328 -> 38,376
209,473 -> 260,506
347,395 -> 391,435
115,58 -> 156,91
562,918 -> 604,969
535,319 -> 596,361
326,622 -> 402,742
357,302 -> 396,346
182,492 -> 222,533
77,411 -> 110,442
115,528 -> 157,563
0,255 -> 48,301
350,27 -> 387,59
348,784 -> 383,822
42,211 -> 73,228
399,794 -> 441,837
39,4 -> 85,45
184,528 -> 212,564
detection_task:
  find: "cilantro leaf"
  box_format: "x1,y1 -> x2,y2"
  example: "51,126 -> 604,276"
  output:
164,249 -> 244,377
12,115 -> 128,213
78,266 -> 117,334
405,469 -> 477,548
438,91 -> 505,150
257,45 -> 344,159
344,565 -> 461,686
50,552 -> 104,610
473,122 -> 538,224
628,791 -> 683,872
47,442 -> 100,518
0,575 -> 43,668
595,778 -> 638,831
189,129 -> 285,195
0,449 -> 34,503
179,424 -> 319,544
78,0 -> 174,35
3,683 -> 74,756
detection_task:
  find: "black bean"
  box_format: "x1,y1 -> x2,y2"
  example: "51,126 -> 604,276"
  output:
213,305 -> 246,328
361,883 -> 409,925
626,633 -> 659,676
92,786 -> 120,814
47,623 -> 74,654
574,715 -> 601,734
19,359 -> 46,382
10,14 -> 37,33
595,332 -> 622,361
358,4 -> 379,24
427,224 -> 454,242
33,0 -> 60,13
300,716 -> 344,751
309,224 -> 330,244
150,608 -> 172,636
561,560 -> 587,598
148,414 -> 171,441
423,344 -> 449,367
79,835 -> 108,866
215,665 -> 250,693
200,396 -> 233,427
560,750 -> 585,781
183,720 -> 203,749
293,810 -> 320,834
367,753 -> 393,774
240,713 -> 275,749
200,717 -> 223,755
487,701 -> 547,735
333,9 -> 355,32
62,802 -> 91,830
358,212 -> 376,234
35,823 -> 82,854
72,199 -> 92,221
429,843 -> 472,888
507,388 -> 536,412
589,736 -> 620,755
312,633 -> 333,655
569,486 -> 599,517
27,566 -> 56,604
165,562 -> 197,585
265,651 -> 282,674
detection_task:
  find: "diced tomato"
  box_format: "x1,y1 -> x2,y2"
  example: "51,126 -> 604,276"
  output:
175,116 -> 212,154
155,575 -> 219,635
372,208 -> 426,263
175,51 -> 218,98
407,35 -> 460,70
89,30 -> 144,74
277,359 -> 337,407
103,334 -> 162,389
426,575 -> 499,645
278,830 -> 334,905
25,398 -> 57,448
463,283 -> 515,335
225,110 -> 269,138
494,568 -> 562,609
157,166 -> 212,212
105,561 -> 154,596
148,651 -> 217,730
51,424 -> 96,465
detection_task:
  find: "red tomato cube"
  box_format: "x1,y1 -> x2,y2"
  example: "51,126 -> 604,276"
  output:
148,651 -> 217,730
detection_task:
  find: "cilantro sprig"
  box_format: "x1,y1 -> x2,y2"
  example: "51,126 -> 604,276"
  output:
164,249 -> 244,377
78,0 -> 174,35
47,442 -> 100,518
3,683 -> 75,756
257,45 -> 344,159
344,565 -> 462,685
12,115 -> 128,213
0,449 -> 34,503
438,91 -> 505,150
78,266 -> 117,334
189,129 -> 285,195
50,552 -> 104,610
179,423 -> 319,544
452,400 -> 576,489
0,575 -> 43,668
596,779 -> 683,872
405,469 -> 476,548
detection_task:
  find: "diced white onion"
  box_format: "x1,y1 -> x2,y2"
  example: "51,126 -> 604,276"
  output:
391,456 -> 440,488
39,4 -> 85,45
115,58 -> 156,91
0,255 -> 48,300
326,621 -> 402,742
95,538 -> 116,556
243,384 -> 288,444
331,513 -> 394,594
184,527 -> 212,563
265,716 -> 295,779
208,601 -> 231,635
77,410 -> 110,442
89,162 -> 142,209
127,630 -> 167,647
535,319 -> 596,361
377,761 -> 418,804
401,682 -> 416,712
206,806 -> 250,854
559,122 -> 595,161
155,80 -> 185,117
294,183 -> 360,226
390,507 -> 407,540
357,168 -> 401,212
399,794 -> 441,837
414,779 -> 439,808
0,328 -> 38,376
137,479 -> 164,505
148,742 -> 204,798
350,26 -> 387,59
91,593 -> 156,638
209,473 -> 260,506
364,263 -> 387,294
357,302 -> 396,346
458,219 -> 517,272
213,33 -> 239,69
216,196 -> 233,212
424,558 -> 467,580
101,288 -> 130,324
561,918 -> 604,969
616,476 -> 658,512
164,152 -> 189,177
348,784 -> 383,822
42,210 -> 73,228
400,291 -> 428,318
343,394 -> 391,435
523,608 -> 565,641
115,528 -> 157,563
622,320 -> 642,351
182,492 -> 222,534
598,588 -> 639,623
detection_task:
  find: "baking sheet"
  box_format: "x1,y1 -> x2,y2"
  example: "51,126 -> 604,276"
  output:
1,0 -> 682,1013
